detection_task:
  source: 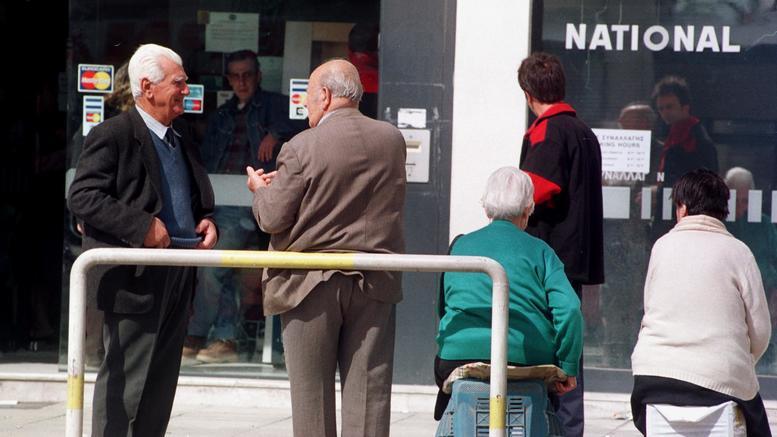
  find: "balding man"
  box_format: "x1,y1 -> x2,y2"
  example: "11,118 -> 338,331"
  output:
246,59 -> 406,436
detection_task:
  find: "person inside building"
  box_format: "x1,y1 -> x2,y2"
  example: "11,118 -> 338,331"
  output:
595,102 -> 659,368
631,169 -> 771,436
347,22 -> 380,119
434,166 -> 583,420
724,166 -> 777,371
183,49 -> 296,363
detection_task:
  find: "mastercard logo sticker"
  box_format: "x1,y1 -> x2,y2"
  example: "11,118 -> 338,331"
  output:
86,112 -> 102,123
78,64 -> 114,93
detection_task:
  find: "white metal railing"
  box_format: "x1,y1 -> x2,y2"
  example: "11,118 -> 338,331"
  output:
67,248 -> 510,437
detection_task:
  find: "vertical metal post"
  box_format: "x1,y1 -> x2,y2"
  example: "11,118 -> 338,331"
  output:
66,255 -> 88,437
488,272 -> 509,437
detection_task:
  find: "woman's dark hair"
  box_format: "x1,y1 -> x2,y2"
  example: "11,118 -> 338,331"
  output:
517,52 -> 565,104
672,169 -> 729,221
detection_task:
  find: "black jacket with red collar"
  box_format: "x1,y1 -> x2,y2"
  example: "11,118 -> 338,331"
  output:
519,103 -> 604,285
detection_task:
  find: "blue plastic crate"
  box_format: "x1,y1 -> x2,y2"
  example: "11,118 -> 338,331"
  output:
435,379 -> 563,437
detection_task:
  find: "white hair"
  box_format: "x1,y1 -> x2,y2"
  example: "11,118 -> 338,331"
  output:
128,44 -> 183,99
481,166 -> 535,220
318,61 -> 363,102
724,166 -> 754,190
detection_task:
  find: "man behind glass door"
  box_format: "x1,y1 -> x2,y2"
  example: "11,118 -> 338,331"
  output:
183,50 -> 296,363
517,52 -> 605,437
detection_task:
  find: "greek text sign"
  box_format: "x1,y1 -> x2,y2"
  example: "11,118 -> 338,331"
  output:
593,128 -> 651,174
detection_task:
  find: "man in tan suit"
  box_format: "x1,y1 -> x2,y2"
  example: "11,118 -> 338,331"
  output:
246,59 -> 406,437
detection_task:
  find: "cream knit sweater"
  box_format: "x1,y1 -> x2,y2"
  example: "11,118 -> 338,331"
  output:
631,214 -> 771,401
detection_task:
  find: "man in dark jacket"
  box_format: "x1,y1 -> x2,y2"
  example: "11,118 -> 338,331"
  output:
518,51 -> 604,437
68,43 -> 217,437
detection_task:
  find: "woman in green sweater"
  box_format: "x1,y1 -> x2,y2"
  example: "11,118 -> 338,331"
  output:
434,166 -> 583,419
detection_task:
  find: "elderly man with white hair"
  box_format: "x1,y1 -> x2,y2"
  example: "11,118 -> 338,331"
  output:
69,43 -> 217,436
246,59 -> 406,437
433,166 -> 583,420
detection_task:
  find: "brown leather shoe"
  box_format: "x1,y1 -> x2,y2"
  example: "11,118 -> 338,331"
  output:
196,339 -> 239,363
182,335 -> 205,359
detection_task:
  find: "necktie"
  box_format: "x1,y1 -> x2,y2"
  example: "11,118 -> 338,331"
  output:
164,128 -> 177,148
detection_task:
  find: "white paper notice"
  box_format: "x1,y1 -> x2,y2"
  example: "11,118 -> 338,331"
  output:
205,12 -> 259,53
593,128 -> 651,174
397,108 -> 427,128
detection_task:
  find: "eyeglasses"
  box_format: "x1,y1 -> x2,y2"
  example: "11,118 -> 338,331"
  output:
226,71 -> 257,82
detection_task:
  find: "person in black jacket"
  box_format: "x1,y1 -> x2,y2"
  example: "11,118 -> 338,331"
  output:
68,43 -> 217,437
518,51 -> 604,437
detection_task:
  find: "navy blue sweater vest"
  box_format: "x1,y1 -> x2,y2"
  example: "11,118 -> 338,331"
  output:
150,130 -> 197,241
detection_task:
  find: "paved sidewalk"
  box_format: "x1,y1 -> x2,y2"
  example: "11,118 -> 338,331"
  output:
7,398 -> 777,436
0,398 -> 645,436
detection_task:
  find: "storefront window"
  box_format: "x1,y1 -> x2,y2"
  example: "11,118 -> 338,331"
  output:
538,0 -> 777,373
62,0 -> 380,377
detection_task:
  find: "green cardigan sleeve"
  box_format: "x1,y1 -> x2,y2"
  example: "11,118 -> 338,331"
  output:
544,253 -> 583,376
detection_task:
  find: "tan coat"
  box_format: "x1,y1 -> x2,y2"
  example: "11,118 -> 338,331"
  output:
252,107 -> 407,315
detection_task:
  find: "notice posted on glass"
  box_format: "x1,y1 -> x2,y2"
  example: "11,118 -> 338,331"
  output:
593,128 -> 651,175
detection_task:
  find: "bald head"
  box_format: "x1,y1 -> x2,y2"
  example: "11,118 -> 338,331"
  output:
313,59 -> 363,102
305,59 -> 363,127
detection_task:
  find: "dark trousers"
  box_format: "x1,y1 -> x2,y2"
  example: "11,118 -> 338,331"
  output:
91,266 -> 194,437
631,375 -> 771,437
556,281 -> 584,437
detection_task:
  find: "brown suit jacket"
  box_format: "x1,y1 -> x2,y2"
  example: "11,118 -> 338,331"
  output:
253,107 -> 406,315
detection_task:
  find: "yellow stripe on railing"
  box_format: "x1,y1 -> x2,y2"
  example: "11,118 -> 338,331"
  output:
67,375 -> 84,409
217,251 -> 357,269
490,396 -> 505,430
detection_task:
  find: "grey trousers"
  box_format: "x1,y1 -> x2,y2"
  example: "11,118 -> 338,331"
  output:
91,265 -> 194,437
280,273 -> 396,437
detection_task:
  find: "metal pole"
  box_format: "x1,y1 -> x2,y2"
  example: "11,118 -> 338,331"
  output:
66,248 -> 509,437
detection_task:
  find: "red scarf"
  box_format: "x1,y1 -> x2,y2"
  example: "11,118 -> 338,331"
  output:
659,116 -> 700,172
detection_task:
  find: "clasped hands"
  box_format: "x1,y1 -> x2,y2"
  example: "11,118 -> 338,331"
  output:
143,217 -> 217,249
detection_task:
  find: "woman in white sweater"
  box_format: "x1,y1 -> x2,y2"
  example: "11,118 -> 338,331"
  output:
631,169 -> 772,436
